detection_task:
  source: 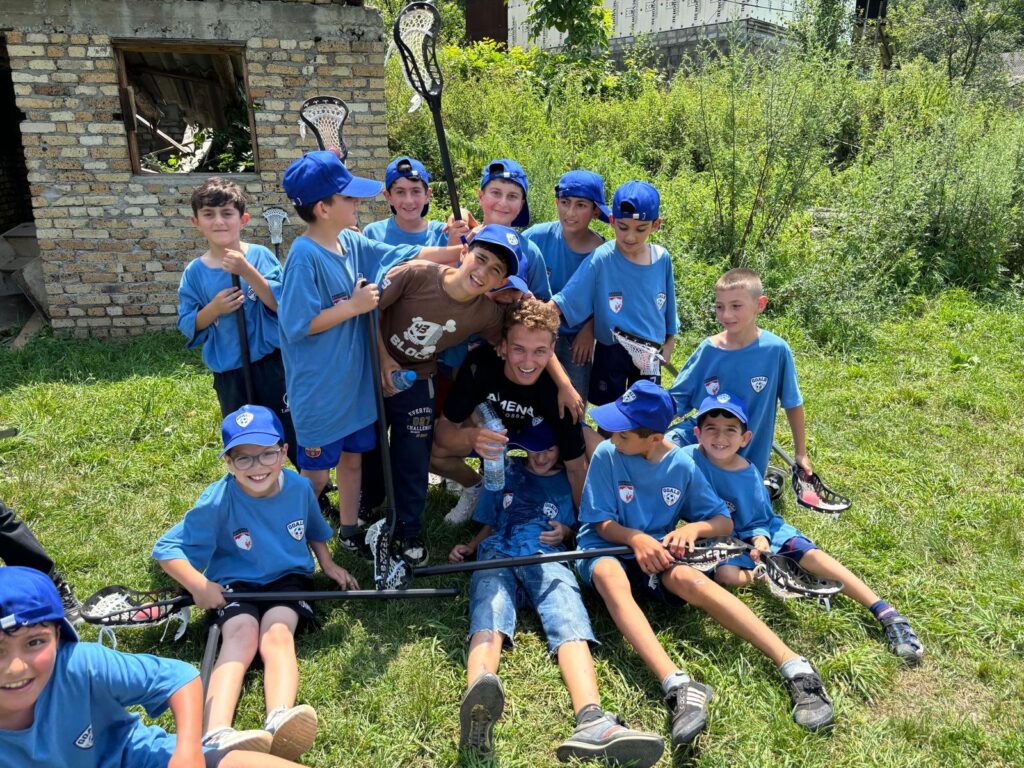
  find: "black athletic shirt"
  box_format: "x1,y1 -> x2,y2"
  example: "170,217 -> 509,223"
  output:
443,345 -> 586,462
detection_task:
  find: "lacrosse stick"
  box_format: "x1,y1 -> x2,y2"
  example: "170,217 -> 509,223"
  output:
612,327 -> 678,378
757,553 -> 843,610
298,95 -> 350,160
0,428 -> 17,439
262,207 -> 289,262
230,274 -> 255,403
771,442 -> 851,519
199,623 -> 221,706
393,2 -> 461,220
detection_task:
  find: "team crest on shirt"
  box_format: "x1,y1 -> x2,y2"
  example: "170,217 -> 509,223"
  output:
618,483 -> 635,503
662,487 -> 681,506
331,292 -> 350,305
608,292 -> 623,313
74,725 -> 94,749
724,500 -> 737,515
621,390 -> 637,403
304,447 -> 322,459
655,292 -> 666,310
236,411 -> 254,428
503,492 -> 514,509
543,502 -> 558,519
750,376 -> 768,393
287,520 -> 305,541
704,377 -> 720,396
233,528 -> 253,551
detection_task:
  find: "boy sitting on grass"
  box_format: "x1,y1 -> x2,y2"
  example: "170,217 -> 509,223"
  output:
153,405 -> 357,761
448,423 -> 663,766
576,381 -> 835,748
0,565 -> 305,767
681,391 -> 925,664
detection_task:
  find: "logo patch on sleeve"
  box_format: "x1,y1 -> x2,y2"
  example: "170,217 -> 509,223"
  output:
287,520 -> 305,541
608,293 -> 623,313
503,492 -> 514,509
233,528 -> 253,551
543,502 -> 558,519
74,725 -> 94,750
724,499 -> 737,514
704,377 -> 719,395
750,376 -> 768,393
662,487 -> 681,506
618,483 -> 635,503
655,292 -> 666,309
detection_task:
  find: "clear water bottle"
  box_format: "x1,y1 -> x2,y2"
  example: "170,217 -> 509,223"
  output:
391,370 -> 416,391
476,401 -> 506,491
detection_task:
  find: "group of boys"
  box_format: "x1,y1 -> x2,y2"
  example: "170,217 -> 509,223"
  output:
0,147 -> 924,768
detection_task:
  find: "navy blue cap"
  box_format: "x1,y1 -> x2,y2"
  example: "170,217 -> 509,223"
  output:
590,380 -> 675,434
0,566 -> 77,643
555,170 -> 611,223
612,180 -> 660,221
221,405 -> 285,457
508,421 -> 556,452
480,159 -> 530,228
695,392 -> 750,428
469,223 -> 529,294
385,157 -> 432,217
283,150 -> 383,206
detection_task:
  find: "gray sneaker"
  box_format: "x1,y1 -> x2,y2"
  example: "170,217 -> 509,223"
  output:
51,572 -> 82,626
880,614 -> 924,665
459,673 -> 505,755
785,668 -> 834,731
201,726 -> 273,756
556,712 -> 664,767
264,704 -> 318,760
664,681 -> 713,745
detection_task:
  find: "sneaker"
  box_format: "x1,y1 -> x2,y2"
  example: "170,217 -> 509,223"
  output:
663,681 -> 713,745
444,482 -> 481,525
764,466 -> 787,502
556,712 -> 664,767
337,529 -> 371,559
202,726 -> 273,755
51,572 -> 82,626
397,536 -> 429,568
784,667 -> 834,731
459,673 -> 505,755
264,704 -> 318,760
879,614 -> 924,665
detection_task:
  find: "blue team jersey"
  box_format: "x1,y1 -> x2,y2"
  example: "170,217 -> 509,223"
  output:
553,241 -> 678,346
577,440 -> 729,551
177,244 -> 283,373
0,642 -> 197,768
152,468 -> 333,586
278,232 -> 418,447
473,457 -> 577,559
522,220 -> 603,336
668,330 -> 802,474
362,217 -> 447,247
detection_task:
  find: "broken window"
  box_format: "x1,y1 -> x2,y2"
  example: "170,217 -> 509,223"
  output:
113,42 -> 258,175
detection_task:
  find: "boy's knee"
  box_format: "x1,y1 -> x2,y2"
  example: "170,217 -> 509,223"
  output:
259,621 -> 296,652
665,567 -> 715,602
714,565 -> 742,586
220,619 -> 260,659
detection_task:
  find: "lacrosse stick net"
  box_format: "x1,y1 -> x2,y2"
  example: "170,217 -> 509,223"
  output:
298,96 -> 350,159
80,586 -> 191,647
367,518 -> 412,590
758,554 -> 843,607
672,536 -> 751,573
612,328 -> 677,378
262,207 -> 289,246
791,467 -> 851,516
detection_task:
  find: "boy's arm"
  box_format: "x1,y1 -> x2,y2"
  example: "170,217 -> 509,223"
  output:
546,354 -> 584,423
417,243 -> 464,265
307,279 -> 379,335
785,404 -> 812,474
157,557 -> 227,610
309,540 -> 359,589
449,524 -> 494,562
571,319 -> 596,365
166,678 -> 205,768
434,414 -> 508,459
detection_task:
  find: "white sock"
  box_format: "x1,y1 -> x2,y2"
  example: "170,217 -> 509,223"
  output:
778,656 -> 814,679
661,669 -> 690,693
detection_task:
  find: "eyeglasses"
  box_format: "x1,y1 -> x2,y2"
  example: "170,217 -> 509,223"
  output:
229,448 -> 282,470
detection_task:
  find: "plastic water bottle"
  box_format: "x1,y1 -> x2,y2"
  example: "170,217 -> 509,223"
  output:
391,370 -> 416,391
476,401 -> 506,491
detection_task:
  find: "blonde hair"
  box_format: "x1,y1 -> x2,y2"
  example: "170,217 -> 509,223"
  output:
715,268 -> 763,299
504,297 -> 559,341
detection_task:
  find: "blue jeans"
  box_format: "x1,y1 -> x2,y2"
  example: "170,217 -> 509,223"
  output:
555,333 -> 592,404
468,560 -> 597,655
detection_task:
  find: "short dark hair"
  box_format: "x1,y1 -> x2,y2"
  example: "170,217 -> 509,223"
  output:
191,177 -> 246,215
293,201 -> 319,224
696,408 -> 747,430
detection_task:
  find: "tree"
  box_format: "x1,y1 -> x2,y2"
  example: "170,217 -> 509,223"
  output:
522,0 -> 612,60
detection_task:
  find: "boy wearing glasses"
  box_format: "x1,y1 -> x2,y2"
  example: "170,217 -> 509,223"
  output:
153,405 -> 355,761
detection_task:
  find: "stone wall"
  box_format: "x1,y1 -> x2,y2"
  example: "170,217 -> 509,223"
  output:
5,0 -> 389,336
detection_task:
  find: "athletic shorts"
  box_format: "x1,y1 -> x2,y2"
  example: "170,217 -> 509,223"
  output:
214,573 -> 317,630
589,342 -> 660,406
297,422 -> 376,470
576,554 -> 686,606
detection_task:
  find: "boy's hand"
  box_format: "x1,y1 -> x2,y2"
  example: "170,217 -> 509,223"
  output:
473,426 -> 508,460
556,382 -> 585,424
323,561 -> 359,590
191,580 -> 227,611
662,524 -> 702,559
449,543 -> 476,563
380,350 -> 402,396
538,521 -> 571,546
750,535 -> 770,561
221,249 -> 251,277
168,745 -> 205,768
628,532 -> 674,574
660,336 -> 676,366
350,280 -> 379,315
445,208 -> 478,246
571,323 -> 595,365
795,452 -> 813,476
210,286 -> 244,317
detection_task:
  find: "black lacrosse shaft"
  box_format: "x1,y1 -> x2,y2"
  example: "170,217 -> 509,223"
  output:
0,428 -> 17,440
430,106 -> 461,222
772,441 -> 796,469
199,623 -> 221,703
365,303 -> 399,541
414,546 -> 633,577
231,274 -> 255,403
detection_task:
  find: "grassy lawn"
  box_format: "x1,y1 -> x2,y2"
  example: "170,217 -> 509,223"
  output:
1,289 -> 1022,767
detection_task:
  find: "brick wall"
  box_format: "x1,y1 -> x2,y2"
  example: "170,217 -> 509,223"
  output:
5,0 -> 390,337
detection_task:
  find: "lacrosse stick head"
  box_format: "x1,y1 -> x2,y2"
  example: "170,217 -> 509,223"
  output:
298,95 -> 350,159
366,519 -> 413,590
80,585 -> 185,627
791,468 -> 851,516
760,554 -> 843,601
675,536 -> 751,572
393,2 -> 444,104
262,207 -> 289,246
612,328 -> 663,377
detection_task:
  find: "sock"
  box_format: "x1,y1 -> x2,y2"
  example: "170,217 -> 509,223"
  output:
575,703 -> 604,726
779,656 -> 814,679
338,523 -> 361,538
870,600 -> 897,621
661,670 -> 690,694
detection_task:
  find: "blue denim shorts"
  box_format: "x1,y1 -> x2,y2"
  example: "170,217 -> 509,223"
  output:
297,422 -> 377,470
468,560 -> 597,655
576,554 -> 687,606
719,533 -> 818,571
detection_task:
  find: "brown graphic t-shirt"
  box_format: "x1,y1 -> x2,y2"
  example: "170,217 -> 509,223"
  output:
378,260 -> 506,376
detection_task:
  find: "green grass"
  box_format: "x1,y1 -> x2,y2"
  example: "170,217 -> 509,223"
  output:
1,289 -> 1022,767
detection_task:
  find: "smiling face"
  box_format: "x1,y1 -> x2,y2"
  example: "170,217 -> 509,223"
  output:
713,286 -> 766,338
478,179 -> 525,227
610,215 -> 661,260
384,177 -> 431,228
500,324 -> 554,386
556,196 -> 599,235
694,412 -> 752,467
456,244 -> 509,296
192,204 -> 249,250
525,444 -> 560,475
0,624 -> 58,730
224,443 -> 287,498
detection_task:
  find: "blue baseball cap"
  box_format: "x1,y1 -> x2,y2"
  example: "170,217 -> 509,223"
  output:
695,392 -> 750,428
508,421 -> 556,452
480,159 -> 530,228
0,566 -> 78,643
555,170 -> 611,223
469,223 -> 530,294
283,150 -> 383,206
590,380 -> 675,434
220,405 -> 285,457
612,180 -> 660,221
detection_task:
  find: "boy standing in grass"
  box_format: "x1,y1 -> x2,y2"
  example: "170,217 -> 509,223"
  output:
447,423 -> 663,766
177,177 -> 297,467
362,156 -> 448,248
681,392 -> 925,664
576,381 -> 835,747
153,405 -> 357,761
522,170 -> 609,402
0,565 -> 306,767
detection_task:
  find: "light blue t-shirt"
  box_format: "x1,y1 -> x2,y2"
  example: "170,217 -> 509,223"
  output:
553,241 -> 678,346
667,330 -> 802,474
577,440 -> 730,552
152,468 -> 333,586
278,231 -> 418,447
473,457 -> 577,559
363,217 -> 447,247
522,220 -> 603,336
0,642 -> 197,768
176,244 -> 283,373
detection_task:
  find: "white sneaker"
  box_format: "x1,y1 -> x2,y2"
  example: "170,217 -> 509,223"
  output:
444,482 -> 482,525
202,726 -> 273,756
264,704 -> 318,760
445,478 -> 462,494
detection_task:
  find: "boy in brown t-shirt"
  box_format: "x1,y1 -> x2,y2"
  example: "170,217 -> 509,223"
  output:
355,224 -> 529,565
